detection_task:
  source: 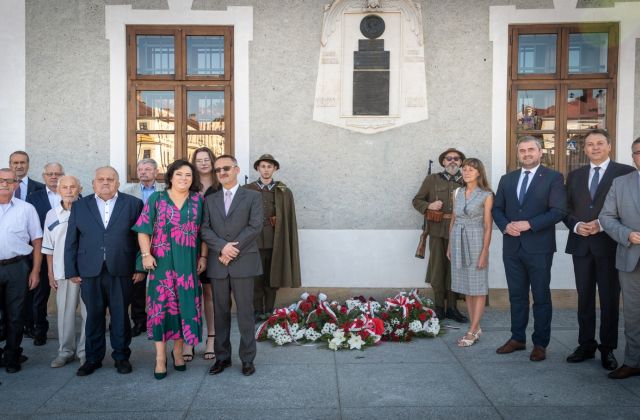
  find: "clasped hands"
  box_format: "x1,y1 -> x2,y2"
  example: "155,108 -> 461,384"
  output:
219,242 -> 240,266
505,220 -> 531,237
576,220 -> 601,237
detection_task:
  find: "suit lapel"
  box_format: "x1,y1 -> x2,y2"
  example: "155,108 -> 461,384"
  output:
629,171 -> 640,214
87,195 -> 106,230
594,162 -> 616,202
106,195 -> 126,229
215,191 -> 226,218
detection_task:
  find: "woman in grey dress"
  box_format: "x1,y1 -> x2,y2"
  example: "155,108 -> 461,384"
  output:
447,158 -> 493,347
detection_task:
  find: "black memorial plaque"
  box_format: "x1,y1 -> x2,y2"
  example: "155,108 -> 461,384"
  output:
353,16 -> 389,116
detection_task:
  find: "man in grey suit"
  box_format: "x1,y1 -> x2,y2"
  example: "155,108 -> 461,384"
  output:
599,136 -> 640,379
120,158 -> 165,336
201,154 -> 263,376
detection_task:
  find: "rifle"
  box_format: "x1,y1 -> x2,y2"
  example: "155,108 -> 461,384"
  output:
414,159 -> 433,259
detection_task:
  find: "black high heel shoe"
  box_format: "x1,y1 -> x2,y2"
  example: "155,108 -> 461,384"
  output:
172,351 -> 186,372
154,359 -> 167,380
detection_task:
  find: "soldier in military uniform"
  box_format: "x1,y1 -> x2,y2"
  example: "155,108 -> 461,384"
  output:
413,148 -> 468,323
244,154 -> 301,321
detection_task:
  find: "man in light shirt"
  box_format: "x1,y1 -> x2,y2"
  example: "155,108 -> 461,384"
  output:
24,162 -> 65,345
0,167 -> 43,373
42,175 -> 86,368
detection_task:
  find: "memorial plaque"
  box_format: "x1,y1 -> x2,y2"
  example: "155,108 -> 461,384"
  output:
353,15 -> 389,116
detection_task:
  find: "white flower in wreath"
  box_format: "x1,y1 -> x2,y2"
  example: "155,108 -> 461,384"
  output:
294,328 -> 306,341
395,328 -> 405,337
318,293 -> 328,302
290,323 -> 299,334
288,303 -> 297,311
423,318 -> 440,336
321,322 -> 338,335
391,318 -> 400,326
300,292 -> 310,300
305,328 -> 322,342
275,334 -> 293,346
345,300 -> 359,311
347,333 -> 365,350
383,322 -> 393,334
332,329 -> 346,340
408,320 -> 423,333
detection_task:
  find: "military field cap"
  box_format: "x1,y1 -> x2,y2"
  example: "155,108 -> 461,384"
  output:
438,148 -> 466,166
253,154 -> 280,170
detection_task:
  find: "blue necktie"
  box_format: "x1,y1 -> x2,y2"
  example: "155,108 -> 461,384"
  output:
14,182 -> 21,200
589,167 -> 600,200
518,171 -> 530,205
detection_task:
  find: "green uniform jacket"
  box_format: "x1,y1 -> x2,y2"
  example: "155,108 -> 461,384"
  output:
412,172 -> 464,239
245,181 -> 302,288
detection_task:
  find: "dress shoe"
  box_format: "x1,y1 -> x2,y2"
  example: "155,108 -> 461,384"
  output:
601,350 -> 619,371
208,359 -> 231,375
241,362 -> 255,376
566,346 -> 595,363
530,345 -> 546,362
33,336 -> 47,346
131,323 -> 145,337
608,364 -> 640,379
77,361 -> 102,376
23,326 -> 35,339
0,354 -> 28,368
445,307 -> 469,323
115,359 -> 132,374
496,339 -> 526,354
6,362 -> 21,373
51,355 -> 74,368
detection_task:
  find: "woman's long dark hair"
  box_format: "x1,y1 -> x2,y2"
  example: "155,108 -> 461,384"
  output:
462,158 -> 493,193
190,147 -> 219,192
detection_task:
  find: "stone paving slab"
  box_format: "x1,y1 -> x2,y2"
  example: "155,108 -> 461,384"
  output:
1,308 -> 639,419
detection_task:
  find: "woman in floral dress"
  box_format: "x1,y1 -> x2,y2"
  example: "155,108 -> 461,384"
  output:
133,160 -> 208,379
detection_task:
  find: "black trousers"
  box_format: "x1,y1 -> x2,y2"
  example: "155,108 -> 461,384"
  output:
0,258 -> 30,364
79,264 -> 133,363
253,249 -> 278,314
22,259 -> 50,338
572,254 -> 620,351
212,275 -> 256,363
129,279 -> 146,326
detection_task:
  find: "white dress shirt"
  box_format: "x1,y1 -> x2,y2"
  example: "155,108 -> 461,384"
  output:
573,159 -> 610,234
0,197 -> 43,259
516,164 -> 540,200
95,193 -> 118,228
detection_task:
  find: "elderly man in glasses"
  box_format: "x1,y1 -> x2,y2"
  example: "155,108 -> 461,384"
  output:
413,148 -> 468,323
0,168 -> 43,373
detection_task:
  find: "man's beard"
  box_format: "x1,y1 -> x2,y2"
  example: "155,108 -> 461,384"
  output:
445,164 -> 459,176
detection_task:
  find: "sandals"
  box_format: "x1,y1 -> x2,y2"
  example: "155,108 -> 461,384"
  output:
203,334 -> 216,360
457,328 -> 482,347
182,345 -> 194,362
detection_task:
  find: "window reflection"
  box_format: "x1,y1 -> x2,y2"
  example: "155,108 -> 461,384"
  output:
136,134 -> 175,173
186,91 -> 225,132
516,90 -> 556,131
518,34 -> 557,74
187,134 -> 225,159
568,33 -> 608,74
137,35 -> 175,75
567,88 -> 607,130
187,36 -> 224,75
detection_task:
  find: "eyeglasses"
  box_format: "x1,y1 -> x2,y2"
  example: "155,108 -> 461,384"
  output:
633,151 -> 640,156
44,172 -> 64,177
444,156 -> 461,162
0,178 -> 17,185
195,159 -> 211,164
214,165 -> 237,174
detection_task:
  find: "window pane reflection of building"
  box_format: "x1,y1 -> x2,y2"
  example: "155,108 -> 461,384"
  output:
186,36 -> 224,75
137,35 -> 175,75
136,134 -> 175,173
516,90 -> 556,131
187,134 -> 225,160
137,91 -> 175,130
518,34 -> 557,74
567,88 -> 607,130
568,33 -> 608,74
186,91 -> 224,132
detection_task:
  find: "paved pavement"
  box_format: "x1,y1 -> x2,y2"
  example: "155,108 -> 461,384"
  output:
1,308 -> 640,419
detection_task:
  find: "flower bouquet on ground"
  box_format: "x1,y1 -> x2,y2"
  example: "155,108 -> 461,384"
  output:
381,290 -> 440,342
255,307 -> 305,345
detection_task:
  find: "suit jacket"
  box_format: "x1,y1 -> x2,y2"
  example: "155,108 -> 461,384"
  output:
120,182 -> 165,200
564,161 -> 635,257
64,192 -> 143,278
492,165 -> 567,255
201,186 -> 263,279
26,177 -> 45,196
599,170 -> 640,272
26,188 -> 54,227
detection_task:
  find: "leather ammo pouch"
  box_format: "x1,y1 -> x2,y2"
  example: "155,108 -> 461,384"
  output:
425,209 -> 444,222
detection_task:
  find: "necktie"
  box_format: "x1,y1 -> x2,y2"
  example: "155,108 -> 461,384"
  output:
14,182 -> 21,199
518,171 -> 530,205
224,190 -> 232,215
590,167 -> 600,200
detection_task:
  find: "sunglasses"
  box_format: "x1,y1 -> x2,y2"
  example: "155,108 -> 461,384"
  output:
444,156 -> 461,162
214,165 -> 237,174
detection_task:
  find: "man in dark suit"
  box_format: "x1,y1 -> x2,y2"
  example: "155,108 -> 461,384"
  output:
24,162 -> 65,346
1,151 -> 44,342
201,155 -> 263,377
65,166 -> 144,376
492,136 -> 567,362
564,129 -> 634,370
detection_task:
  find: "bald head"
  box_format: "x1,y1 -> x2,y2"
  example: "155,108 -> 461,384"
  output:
93,166 -> 120,200
58,175 -> 82,208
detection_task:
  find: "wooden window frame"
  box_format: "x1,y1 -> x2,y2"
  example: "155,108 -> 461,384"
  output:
507,22 -> 618,175
126,25 -> 234,182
